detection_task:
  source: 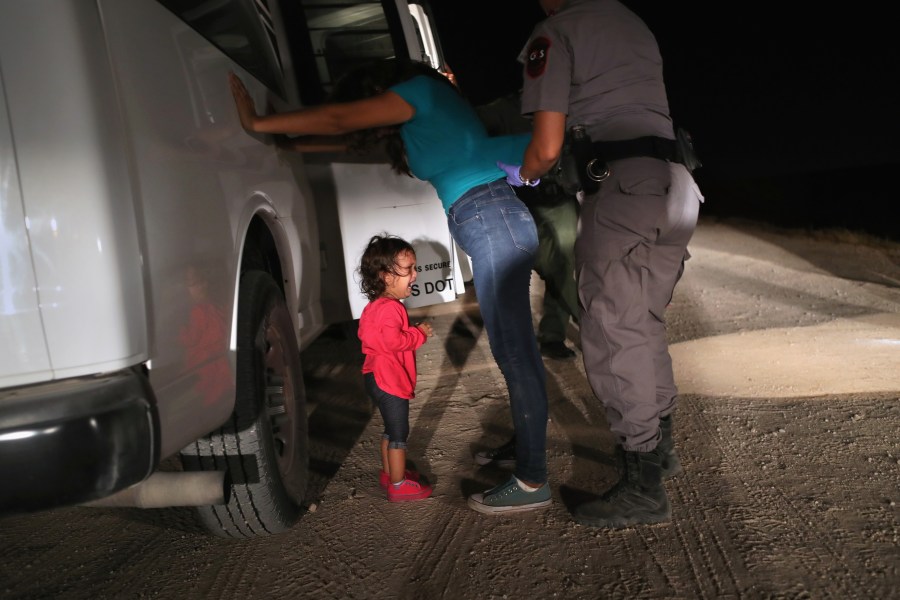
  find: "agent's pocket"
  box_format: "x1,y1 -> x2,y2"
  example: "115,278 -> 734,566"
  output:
616,157 -> 671,198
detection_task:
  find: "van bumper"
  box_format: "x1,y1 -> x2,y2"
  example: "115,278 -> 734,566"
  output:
0,369 -> 158,514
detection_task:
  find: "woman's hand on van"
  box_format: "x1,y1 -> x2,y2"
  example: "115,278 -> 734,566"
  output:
229,72 -> 258,132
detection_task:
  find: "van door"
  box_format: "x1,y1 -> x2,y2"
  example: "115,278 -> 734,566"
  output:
281,0 -> 465,319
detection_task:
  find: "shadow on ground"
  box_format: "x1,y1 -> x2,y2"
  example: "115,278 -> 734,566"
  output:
300,321 -> 373,507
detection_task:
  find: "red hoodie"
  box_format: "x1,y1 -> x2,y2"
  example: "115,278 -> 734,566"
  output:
358,297 -> 427,399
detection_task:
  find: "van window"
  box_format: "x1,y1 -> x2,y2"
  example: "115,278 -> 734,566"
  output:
299,0 -> 396,97
157,0 -> 285,95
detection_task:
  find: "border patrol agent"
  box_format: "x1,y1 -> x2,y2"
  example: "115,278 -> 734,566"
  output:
505,0 -> 705,528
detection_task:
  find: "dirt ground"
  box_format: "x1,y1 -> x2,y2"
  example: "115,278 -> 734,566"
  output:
1,215 -> 898,600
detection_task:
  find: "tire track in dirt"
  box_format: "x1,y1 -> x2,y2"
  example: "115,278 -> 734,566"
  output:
399,510 -> 475,596
678,393 -> 886,598
662,394 -> 751,599
200,540 -> 269,599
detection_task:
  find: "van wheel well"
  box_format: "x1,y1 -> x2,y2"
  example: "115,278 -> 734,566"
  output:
241,217 -> 284,291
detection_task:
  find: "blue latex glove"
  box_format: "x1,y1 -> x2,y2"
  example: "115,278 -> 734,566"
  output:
497,161 -> 539,187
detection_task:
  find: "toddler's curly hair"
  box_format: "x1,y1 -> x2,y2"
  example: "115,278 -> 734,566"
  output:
358,234 -> 415,301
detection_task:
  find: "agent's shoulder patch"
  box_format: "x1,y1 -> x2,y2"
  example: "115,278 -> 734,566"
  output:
525,36 -> 551,79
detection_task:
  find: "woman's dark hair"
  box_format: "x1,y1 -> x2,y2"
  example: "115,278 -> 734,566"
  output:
328,58 -> 458,176
358,234 -> 416,301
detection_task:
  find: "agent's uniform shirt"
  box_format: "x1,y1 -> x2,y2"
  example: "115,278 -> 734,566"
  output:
358,297 -> 426,400
518,0 -> 674,142
389,76 -> 531,211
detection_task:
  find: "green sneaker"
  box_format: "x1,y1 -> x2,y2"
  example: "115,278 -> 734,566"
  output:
467,476 -> 552,514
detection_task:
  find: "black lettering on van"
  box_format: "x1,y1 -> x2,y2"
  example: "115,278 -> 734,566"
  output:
424,278 -> 453,294
424,260 -> 451,272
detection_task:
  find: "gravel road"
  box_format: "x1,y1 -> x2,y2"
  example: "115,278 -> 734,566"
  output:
1,216 -> 898,600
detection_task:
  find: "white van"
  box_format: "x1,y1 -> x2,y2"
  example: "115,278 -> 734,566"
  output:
0,0 -> 463,537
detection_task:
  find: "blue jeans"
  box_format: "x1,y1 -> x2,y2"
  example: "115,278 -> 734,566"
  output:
448,179 -> 549,484
364,373 -> 409,450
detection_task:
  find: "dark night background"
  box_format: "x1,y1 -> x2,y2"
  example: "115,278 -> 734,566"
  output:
430,1 -> 899,241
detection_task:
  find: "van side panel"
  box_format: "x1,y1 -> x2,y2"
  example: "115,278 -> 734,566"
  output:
98,0 -> 324,456
0,82 -> 52,386
0,1 -> 148,383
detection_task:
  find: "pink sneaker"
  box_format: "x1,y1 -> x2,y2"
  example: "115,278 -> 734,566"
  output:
387,479 -> 432,502
379,469 -> 420,490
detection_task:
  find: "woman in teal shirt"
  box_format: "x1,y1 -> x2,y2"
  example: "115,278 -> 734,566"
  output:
230,59 -> 551,514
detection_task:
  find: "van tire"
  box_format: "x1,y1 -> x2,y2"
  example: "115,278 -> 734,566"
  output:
183,270 -> 309,538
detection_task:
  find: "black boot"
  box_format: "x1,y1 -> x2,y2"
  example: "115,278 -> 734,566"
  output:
540,340 -> 576,359
659,414 -> 682,478
573,448 -> 670,528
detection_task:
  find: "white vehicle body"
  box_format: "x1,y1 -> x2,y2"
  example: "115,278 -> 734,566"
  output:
0,0 -> 459,537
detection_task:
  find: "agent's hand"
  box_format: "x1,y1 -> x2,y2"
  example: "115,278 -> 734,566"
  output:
229,71 -> 258,132
416,322 -> 434,337
497,161 -> 539,188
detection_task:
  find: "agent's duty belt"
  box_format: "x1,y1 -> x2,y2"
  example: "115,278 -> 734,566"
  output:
562,128 -> 700,196
592,136 -> 676,163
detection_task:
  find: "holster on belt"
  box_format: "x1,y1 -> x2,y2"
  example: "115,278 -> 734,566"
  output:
674,127 -> 702,172
562,127 -> 607,195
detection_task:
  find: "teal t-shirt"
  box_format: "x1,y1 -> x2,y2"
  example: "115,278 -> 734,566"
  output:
389,76 -> 531,212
